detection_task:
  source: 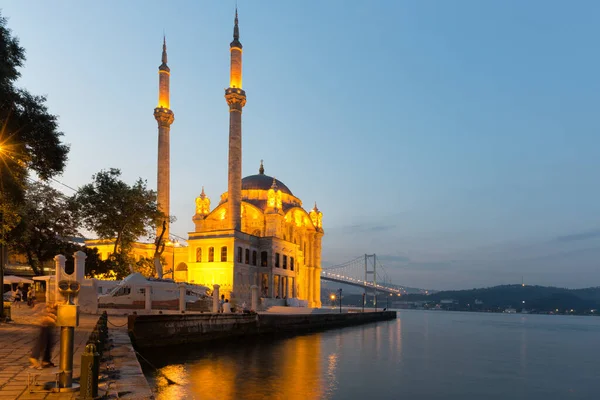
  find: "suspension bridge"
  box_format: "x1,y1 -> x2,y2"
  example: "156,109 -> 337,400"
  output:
321,254 -> 406,296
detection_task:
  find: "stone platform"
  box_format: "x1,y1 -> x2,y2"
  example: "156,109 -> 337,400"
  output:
129,309 -> 397,348
0,306 -> 152,399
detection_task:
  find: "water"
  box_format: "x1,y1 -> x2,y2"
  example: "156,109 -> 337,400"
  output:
142,310 -> 600,399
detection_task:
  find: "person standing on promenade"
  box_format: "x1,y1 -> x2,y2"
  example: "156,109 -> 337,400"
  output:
13,287 -> 22,308
220,294 -> 225,313
29,304 -> 57,369
27,286 -> 35,307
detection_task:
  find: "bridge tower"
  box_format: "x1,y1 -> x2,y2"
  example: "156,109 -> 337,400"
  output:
364,254 -> 377,310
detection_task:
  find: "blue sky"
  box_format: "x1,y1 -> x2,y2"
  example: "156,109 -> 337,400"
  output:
3,1 -> 600,290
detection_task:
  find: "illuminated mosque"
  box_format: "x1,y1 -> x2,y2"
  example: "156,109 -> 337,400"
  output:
88,11 -> 324,307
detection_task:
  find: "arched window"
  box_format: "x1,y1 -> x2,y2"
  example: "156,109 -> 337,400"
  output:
261,251 -> 268,267
275,253 -> 280,268
221,246 -> 228,262
237,247 -> 242,263
252,251 -> 257,266
196,247 -> 202,262
290,257 -> 294,271
208,247 -> 215,262
245,248 -> 250,264
283,255 -> 288,269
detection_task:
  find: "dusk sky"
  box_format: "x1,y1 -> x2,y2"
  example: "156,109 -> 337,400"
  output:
3,1 -> 600,290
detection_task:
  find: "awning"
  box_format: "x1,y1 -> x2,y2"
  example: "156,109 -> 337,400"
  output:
3,275 -> 34,284
32,276 -> 53,281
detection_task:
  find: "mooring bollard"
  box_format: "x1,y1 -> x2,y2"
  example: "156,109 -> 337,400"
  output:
80,344 -> 99,399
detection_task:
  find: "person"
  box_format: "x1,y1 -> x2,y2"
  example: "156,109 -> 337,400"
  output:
13,287 -> 22,307
27,287 -> 35,307
30,304 -> 57,369
222,299 -> 231,313
219,294 -> 225,313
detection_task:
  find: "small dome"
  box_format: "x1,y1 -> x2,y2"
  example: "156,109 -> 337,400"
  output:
242,174 -> 293,195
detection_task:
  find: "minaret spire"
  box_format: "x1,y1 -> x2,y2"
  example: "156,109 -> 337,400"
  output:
225,9 -> 247,231
161,35 -> 168,66
154,36 -> 175,241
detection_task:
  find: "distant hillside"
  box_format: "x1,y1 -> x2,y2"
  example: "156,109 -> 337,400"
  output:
400,284 -> 600,312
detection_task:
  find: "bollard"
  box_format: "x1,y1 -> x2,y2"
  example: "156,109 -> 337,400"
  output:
80,344 -> 99,399
212,284 -> 220,313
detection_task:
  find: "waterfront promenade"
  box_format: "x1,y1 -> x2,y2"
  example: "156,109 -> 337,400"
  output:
0,306 -> 150,399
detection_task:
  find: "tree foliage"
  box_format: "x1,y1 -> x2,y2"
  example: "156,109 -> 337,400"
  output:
0,12 -> 69,237
7,181 -> 79,275
74,168 -> 167,256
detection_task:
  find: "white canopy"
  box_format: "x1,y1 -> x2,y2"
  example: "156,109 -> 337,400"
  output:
3,275 -> 34,284
32,276 -> 53,281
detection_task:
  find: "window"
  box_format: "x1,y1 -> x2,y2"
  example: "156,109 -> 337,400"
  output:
208,247 -> 215,262
252,251 -> 257,266
290,257 -> 294,271
261,251 -> 268,267
196,247 -> 202,262
237,247 -> 242,263
283,255 -> 288,269
245,248 -> 250,264
221,246 -> 228,262
114,286 -> 131,297
275,253 -> 280,268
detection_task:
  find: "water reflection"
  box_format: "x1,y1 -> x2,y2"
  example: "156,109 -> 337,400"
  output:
143,312 -> 600,400
149,334 -> 324,400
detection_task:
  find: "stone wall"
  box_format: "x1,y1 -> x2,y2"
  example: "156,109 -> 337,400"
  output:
129,311 -> 397,348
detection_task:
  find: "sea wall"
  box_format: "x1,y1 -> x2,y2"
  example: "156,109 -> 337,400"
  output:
129,311 -> 397,348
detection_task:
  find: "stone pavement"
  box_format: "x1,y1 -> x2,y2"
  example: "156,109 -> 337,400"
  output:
0,305 -> 146,399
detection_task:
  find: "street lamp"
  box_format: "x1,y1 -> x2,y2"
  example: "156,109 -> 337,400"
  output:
362,292 -> 365,313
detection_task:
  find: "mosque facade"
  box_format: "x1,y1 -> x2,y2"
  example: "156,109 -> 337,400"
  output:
87,11 -> 323,307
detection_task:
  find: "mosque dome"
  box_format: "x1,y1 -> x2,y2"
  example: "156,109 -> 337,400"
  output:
242,174 -> 293,195
241,160 -> 294,195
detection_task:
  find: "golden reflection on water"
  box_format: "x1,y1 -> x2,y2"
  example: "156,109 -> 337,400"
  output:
155,334 -> 324,400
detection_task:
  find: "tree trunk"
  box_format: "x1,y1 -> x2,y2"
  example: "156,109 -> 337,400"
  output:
27,250 -> 42,276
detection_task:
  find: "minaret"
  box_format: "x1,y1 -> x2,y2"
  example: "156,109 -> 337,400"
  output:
225,9 -> 246,231
154,36 -> 174,240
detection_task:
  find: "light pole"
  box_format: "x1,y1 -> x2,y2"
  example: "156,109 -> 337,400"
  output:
362,292 -> 365,313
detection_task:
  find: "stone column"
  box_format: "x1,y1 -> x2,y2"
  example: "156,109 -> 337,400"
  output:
154,110 -> 174,239
251,285 -> 258,311
269,273 -> 274,298
73,251 -> 86,284
307,266 -> 314,307
178,283 -> 186,312
213,284 -> 220,313
53,254 -> 66,305
313,267 -> 322,308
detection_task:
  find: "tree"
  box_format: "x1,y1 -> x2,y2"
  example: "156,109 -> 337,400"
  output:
0,12 -> 69,233
7,181 -> 80,275
74,168 -> 167,256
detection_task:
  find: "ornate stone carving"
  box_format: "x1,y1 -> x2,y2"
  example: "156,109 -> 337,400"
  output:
225,88 -> 247,112
154,107 -> 174,126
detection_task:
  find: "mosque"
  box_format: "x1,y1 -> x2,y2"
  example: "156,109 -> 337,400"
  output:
87,11 -> 323,308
